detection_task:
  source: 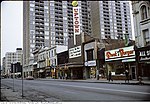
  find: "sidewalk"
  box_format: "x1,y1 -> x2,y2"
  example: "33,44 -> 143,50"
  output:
1,85 -> 30,102
37,78 -> 150,86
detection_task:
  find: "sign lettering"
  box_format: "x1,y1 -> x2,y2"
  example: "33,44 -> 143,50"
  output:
105,46 -> 135,61
73,7 -> 80,35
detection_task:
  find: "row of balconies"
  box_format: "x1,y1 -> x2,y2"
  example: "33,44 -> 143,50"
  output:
55,20 -> 63,24
35,43 -> 44,47
55,31 -> 63,34
35,6 -> 44,10
56,19 -> 63,22
35,19 -> 44,22
35,37 -> 44,40
35,27 -> 44,30
35,2 -> 44,7
35,14 -> 44,19
55,6 -> 62,11
55,29 -> 63,32
35,40 -> 44,44
35,33 -> 44,37
55,13 -> 63,18
35,34 -> 44,37
35,23 -> 44,26
56,35 -> 63,39
55,26 -> 63,30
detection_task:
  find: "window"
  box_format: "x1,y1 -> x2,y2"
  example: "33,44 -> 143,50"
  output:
45,23 -> 49,26
141,5 -> 147,20
45,31 -> 49,35
30,4 -> 35,7
44,6 -> 48,9
30,8 -> 34,11
52,50 -> 53,57
143,29 -> 150,46
86,49 -> 94,61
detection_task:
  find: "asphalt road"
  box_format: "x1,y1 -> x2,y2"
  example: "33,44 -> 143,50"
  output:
1,79 -> 150,101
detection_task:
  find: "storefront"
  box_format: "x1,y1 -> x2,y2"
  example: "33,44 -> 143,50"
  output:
137,46 -> 150,80
69,65 -> 83,79
84,60 -> 97,79
105,46 -> 136,80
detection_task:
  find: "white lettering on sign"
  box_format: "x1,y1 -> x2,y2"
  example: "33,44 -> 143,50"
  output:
84,60 -> 96,66
73,7 -> 80,35
69,46 -> 81,58
139,49 -> 150,61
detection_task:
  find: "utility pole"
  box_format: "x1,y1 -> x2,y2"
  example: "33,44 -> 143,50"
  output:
21,64 -> 24,98
13,63 -> 15,92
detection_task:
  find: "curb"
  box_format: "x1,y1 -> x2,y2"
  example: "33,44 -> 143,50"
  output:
35,79 -> 150,86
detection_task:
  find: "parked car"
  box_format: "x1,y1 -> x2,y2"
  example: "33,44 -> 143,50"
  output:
26,76 -> 34,80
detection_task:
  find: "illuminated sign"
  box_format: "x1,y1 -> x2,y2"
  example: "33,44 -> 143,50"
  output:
73,7 -> 80,35
69,46 -> 81,58
72,1 -> 80,45
84,60 -> 96,66
72,1 -> 78,7
105,46 -> 135,61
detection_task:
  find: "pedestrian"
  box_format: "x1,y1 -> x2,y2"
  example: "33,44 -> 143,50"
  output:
65,73 -> 67,80
125,70 -> 129,83
108,71 -> 113,82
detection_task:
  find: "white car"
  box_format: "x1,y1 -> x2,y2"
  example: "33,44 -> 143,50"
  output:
26,76 -> 34,80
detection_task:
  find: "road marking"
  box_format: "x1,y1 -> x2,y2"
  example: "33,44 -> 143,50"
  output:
58,84 -> 150,95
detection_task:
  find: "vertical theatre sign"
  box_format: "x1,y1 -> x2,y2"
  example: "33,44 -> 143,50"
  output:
72,1 -> 80,45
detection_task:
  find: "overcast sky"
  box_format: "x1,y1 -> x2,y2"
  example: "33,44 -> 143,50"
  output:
1,1 -> 23,58
1,1 -> 134,61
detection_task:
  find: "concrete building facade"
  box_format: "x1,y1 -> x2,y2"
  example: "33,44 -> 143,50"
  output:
90,1 -> 132,40
2,57 -> 6,76
131,1 -> 150,47
4,48 -> 23,76
131,1 -> 150,80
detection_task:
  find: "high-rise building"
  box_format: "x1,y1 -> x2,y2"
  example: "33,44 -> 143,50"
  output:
90,1 -> 132,40
4,48 -> 23,76
23,1 -> 91,74
2,57 -> 6,75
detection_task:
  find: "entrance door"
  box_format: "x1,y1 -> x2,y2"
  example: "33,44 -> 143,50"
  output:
131,66 -> 136,79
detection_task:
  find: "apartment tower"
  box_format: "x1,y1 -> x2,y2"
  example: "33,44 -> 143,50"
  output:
90,1 -> 132,40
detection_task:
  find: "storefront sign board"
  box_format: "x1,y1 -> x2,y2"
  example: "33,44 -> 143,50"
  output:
105,46 -> 135,61
69,45 -> 81,58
